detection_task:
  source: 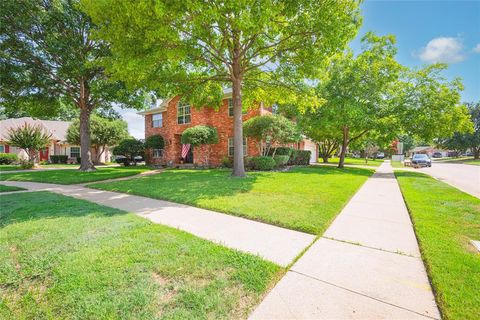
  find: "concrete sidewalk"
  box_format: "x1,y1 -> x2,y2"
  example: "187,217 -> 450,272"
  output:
0,181 -> 314,267
250,162 -> 440,319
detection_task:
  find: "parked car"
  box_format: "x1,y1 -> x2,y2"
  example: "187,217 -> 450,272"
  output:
376,152 -> 385,159
432,152 -> 442,158
411,154 -> 432,167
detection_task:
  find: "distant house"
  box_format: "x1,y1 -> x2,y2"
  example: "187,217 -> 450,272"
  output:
409,146 -> 449,158
0,117 -> 111,163
139,89 -> 318,167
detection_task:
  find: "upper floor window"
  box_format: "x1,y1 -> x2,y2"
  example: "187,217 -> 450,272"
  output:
70,146 -> 80,158
228,137 -> 247,157
152,113 -> 163,128
177,102 -> 191,124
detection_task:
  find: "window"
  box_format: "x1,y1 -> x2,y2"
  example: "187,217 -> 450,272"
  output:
0,145 -> 4,153
177,102 -> 191,124
70,147 -> 80,158
152,113 -> 163,128
153,149 -> 164,158
228,137 -> 247,157
228,98 -> 246,116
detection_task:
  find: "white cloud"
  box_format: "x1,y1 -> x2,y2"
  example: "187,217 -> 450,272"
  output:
418,37 -> 465,63
473,43 -> 480,53
114,107 -> 144,139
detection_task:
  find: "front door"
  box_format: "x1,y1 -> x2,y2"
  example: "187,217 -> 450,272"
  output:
185,146 -> 194,164
39,148 -> 49,161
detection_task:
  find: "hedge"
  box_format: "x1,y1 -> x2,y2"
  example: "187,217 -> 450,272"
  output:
273,155 -> 290,167
0,153 -> 18,164
247,156 -> 276,171
288,150 -> 311,165
269,147 -> 293,157
50,155 -> 68,164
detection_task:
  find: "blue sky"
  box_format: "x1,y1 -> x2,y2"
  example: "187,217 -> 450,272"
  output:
350,0 -> 480,102
120,1 -> 480,138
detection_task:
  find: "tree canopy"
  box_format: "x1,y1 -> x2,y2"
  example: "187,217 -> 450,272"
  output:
82,0 -> 362,176
67,115 -> 129,163
0,0 -> 144,171
243,115 -> 299,156
181,126 -> 219,146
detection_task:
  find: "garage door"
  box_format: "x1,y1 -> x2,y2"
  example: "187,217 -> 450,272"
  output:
304,140 -> 317,164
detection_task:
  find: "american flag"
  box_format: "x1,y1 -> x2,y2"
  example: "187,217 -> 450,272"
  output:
181,144 -> 191,158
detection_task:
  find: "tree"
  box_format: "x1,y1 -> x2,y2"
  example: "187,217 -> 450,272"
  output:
305,33 -> 402,168
82,0 -> 362,176
0,0 -> 143,171
6,123 -> 51,165
113,139 -> 145,165
243,115 -> 299,156
181,125 -> 219,166
145,134 -> 166,163
438,102 -> 480,158
66,115 -> 129,163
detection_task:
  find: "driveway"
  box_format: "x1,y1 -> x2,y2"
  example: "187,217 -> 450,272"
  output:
418,161 -> 480,198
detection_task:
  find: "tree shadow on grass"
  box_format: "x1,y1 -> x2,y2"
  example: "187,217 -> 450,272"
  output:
283,165 -> 374,178
0,191 -> 126,227
394,171 -> 432,180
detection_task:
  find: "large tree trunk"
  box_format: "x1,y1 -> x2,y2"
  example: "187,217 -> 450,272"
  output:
338,126 -> 349,169
473,147 -> 480,159
231,37 -> 246,177
79,106 -> 96,171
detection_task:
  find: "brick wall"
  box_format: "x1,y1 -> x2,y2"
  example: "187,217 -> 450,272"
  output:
145,96 -> 269,166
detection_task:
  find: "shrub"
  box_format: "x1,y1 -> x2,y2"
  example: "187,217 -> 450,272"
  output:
6,123 -> 51,163
19,159 -> 34,169
248,156 -> 276,171
273,155 -> 290,167
289,150 -> 311,165
0,153 -> 18,164
221,156 -> 233,168
50,155 -> 68,164
271,147 -> 293,157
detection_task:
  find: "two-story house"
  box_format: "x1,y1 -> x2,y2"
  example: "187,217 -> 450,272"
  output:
139,89 -> 318,167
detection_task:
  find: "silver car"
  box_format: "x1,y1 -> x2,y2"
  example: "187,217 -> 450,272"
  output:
411,154 -> 432,167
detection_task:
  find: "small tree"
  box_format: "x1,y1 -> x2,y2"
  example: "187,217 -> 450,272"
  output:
145,134 -> 166,162
318,139 -> 339,163
181,126 -> 218,166
6,123 -> 51,165
67,115 -> 129,163
113,138 -> 145,166
243,115 -> 299,156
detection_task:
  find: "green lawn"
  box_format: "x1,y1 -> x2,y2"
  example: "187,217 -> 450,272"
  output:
433,157 -> 480,166
321,157 -> 384,167
0,192 -> 280,319
0,166 -> 151,185
0,184 -> 25,193
0,165 -> 22,172
89,166 -> 373,234
395,171 -> 480,320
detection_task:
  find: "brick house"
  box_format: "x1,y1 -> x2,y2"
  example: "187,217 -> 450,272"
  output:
139,89 -> 319,167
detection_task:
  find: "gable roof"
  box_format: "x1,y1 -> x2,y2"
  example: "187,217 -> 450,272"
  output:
0,117 -> 71,142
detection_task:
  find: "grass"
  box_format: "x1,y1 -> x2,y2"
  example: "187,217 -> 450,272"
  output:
321,157 -> 384,167
0,165 -> 22,172
89,166 -> 373,234
0,184 -> 25,193
0,192 -> 280,319
0,166 -> 151,185
395,171 -> 480,320
433,157 -> 480,166
390,161 -> 406,168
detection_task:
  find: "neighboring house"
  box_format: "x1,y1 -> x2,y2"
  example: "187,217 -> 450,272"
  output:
139,89 -> 318,166
0,117 -> 111,163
